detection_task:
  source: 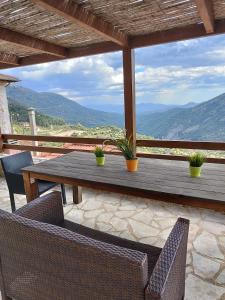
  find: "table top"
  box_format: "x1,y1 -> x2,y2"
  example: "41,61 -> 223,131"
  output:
23,151 -> 225,207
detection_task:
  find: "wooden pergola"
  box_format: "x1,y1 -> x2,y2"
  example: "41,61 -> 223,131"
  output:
0,0 -> 225,153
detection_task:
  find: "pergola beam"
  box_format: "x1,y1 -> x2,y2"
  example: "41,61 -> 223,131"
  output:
130,20 -> 225,49
195,0 -> 214,33
0,52 -> 19,65
0,27 -> 66,58
31,0 -> 128,47
0,42 -> 121,69
1,20 -> 225,70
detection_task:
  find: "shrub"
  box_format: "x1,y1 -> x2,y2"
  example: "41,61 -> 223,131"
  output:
94,145 -> 104,157
189,152 -> 205,167
113,135 -> 136,160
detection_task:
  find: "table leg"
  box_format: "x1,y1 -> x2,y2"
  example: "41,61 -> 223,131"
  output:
72,185 -> 82,204
23,171 -> 38,202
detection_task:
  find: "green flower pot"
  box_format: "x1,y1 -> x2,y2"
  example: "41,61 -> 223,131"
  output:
189,166 -> 201,177
96,156 -> 105,166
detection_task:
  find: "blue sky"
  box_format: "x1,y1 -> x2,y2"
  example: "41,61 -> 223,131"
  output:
4,34 -> 225,106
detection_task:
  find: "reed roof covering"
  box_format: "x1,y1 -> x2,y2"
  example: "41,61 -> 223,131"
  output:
0,0 -> 224,68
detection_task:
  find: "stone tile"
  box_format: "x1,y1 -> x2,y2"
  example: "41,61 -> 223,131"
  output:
97,212 -> 114,223
202,210 -> 225,225
65,208 -> 84,224
80,199 -> 102,211
103,203 -> 119,212
119,230 -> 136,241
216,269 -> 225,285
110,217 -> 128,231
193,231 -> 224,260
84,209 -> 104,219
96,222 -> 113,232
154,217 -> 177,229
139,236 -> 158,245
132,210 -> 154,224
160,227 -> 173,240
192,252 -> 220,279
63,204 -> 74,215
185,274 -> 225,300
218,236 -> 225,252
96,192 -> 121,205
115,210 -> 135,218
128,219 -> 160,239
81,218 -> 96,229
186,252 -> 192,265
202,221 -> 225,235
188,223 -> 200,241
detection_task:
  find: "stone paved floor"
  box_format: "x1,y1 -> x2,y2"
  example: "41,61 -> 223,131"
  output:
0,178 -> 224,300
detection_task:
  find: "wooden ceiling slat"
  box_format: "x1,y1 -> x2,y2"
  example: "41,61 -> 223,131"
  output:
0,52 -> 18,65
195,0 -> 214,33
31,0 -> 128,47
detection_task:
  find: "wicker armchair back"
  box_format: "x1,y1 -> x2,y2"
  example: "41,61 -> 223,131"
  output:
0,192 -> 189,300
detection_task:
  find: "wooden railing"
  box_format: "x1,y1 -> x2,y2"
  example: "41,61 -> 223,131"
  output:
1,133 -> 225,164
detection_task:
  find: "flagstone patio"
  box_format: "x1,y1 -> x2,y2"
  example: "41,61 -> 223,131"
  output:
0,177 -> 224,300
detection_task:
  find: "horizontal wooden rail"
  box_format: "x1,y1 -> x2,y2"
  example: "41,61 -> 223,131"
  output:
2,134 -> 225,164
3,143 -> 225,164
3,143 -> 73,154
3,134 -> 225,151
2,134 -> 106,144
137,139 -> 225,150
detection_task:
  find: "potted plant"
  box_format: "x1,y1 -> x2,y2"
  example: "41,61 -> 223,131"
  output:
94,145 -> 105,166
188,152 -> 205,177
114,135 -> 138,172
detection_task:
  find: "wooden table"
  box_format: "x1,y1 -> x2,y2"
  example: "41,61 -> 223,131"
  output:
22,151 -> 225,212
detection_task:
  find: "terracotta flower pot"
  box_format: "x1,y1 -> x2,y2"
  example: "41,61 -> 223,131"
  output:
96,156 -> 105,166
126,159 -> 138,172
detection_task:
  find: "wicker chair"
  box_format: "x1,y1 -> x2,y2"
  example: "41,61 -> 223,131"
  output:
0,192 -> 189,300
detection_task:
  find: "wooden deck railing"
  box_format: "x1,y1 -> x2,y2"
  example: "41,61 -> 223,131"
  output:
1,133 -> 225,164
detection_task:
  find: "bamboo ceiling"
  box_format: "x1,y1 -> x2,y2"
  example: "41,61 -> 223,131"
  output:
0,0 -> 224,68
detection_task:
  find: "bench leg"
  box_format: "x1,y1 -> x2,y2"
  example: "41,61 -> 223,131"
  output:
61,184 -> 67,205
72,186 -> 82,204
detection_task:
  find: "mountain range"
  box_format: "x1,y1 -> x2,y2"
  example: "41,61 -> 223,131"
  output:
6,85 -> 225,141
84,102 -> 196,114
137,93 -> 225,140
6,86 -> 123,128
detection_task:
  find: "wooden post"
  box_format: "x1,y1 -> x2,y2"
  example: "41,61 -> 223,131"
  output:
122,48 -> 136,156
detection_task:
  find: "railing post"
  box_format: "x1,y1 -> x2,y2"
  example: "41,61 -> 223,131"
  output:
27,107 -> 38,155
123,48 -> 136,155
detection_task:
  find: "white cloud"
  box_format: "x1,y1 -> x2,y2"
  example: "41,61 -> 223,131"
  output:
48,87 -> 83,102
11,45 -> 225,106
135,64 -> 225,87
207,48 -> 225,60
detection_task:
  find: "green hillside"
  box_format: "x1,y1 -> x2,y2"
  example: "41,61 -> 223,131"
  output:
8,98 -> 65,127
7,86 -> 123,128
138,93 -> 225,141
